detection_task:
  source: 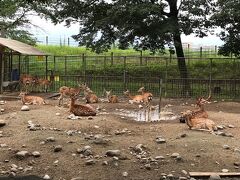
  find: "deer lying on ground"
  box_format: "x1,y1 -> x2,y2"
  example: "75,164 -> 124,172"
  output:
80,84 -> 98,103
58,85 -> 82,106
69,94 -> 96,116
137,87 -> 153,105
19,92 -> 46,105
123,89 -> 144,104
104,89 -> 118,103
179,95 -> 211,123
181,110 -> 217,133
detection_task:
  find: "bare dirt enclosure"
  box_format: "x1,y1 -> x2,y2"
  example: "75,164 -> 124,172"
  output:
0,93 -> 240,180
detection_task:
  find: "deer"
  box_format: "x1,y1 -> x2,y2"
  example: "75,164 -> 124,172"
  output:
69,94 -> 96,116
19,92 -> 46,105
123,89 -> 144,104
58,85 -> 83,106
79,83 -> 98,104
137,87 -> 153,105
179,95 -> 211,123
19,74 -> 33,94
104,89 -> 118,103
181,110 -> 217,133
37,78 -> 51,92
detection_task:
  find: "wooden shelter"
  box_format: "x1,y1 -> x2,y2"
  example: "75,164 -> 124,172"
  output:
0,37 -> 48,94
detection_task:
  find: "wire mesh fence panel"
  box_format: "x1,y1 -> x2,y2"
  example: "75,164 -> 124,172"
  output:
3,53 -> 240,99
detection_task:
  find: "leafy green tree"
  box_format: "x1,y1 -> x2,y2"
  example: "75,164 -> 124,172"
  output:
212,0 -> 240,57
0,0 -> 37,45
42,1 -> 215,81
37,0 -> 216,96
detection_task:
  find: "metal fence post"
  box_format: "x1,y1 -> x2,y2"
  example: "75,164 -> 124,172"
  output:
45,56 -> 48,79
53,56 -> 56,72
209,58 -> 212,95
123,70 -> 127,90
123,56 -> 127,90
165,57 -> 168,97
159,78 -> 163,114
111,52 -> 114,66
140,50 -> 143,66
82,53 -> 86,81
124,56 -> 126,71
200,46 -> 203,59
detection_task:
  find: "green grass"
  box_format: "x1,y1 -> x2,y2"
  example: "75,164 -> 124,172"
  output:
36,45 -> 156,56
36,44 -> 226,59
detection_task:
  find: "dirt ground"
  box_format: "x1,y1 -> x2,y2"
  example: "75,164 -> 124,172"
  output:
0,93 -> 240,180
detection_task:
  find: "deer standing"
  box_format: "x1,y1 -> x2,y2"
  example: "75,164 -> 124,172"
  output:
58,85 -> 82,106
37,78 -> 51,92
19,92 -> 46,105
19,74 -> 33,94
69,95 -> 96,116
104,89 -> 118,103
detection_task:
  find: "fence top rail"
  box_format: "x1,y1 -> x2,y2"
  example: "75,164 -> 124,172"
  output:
37,55 -> 240,60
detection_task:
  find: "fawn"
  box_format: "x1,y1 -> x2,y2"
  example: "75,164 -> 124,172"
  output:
104,89 -> 118,103
69,95 -> 96,116
58,85 -> 83,106
137,87 -> 153,104
181,110 -> 217,132
80,84 -> 98,103
123,89 -> 144,104
19,92 -> 46,105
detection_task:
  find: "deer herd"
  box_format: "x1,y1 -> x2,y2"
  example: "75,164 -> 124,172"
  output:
17,74 -> 218,133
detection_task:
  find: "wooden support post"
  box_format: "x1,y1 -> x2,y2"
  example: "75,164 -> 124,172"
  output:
0,46 -> 5,94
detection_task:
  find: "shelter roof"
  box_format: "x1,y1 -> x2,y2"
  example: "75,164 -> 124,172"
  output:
0,37 -> 47,56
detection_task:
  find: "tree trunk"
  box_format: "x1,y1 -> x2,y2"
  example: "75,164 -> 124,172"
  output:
168,0 -> 191,97
173,32 -> 191,97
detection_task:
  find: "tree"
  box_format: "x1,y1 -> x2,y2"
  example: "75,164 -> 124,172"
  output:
212,0 -> 240,57
40,0 -> 216,95
0,0 -> 37,45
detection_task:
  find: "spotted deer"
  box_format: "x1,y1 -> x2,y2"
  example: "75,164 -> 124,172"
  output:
58,85 -> 83,106
179,95 -> 211,123
69,94 -> 96,116
19,74 -> 33,94
37,78 -> 51,92
123,89 -> 144,104
181,110 -> 217,132
137,87 -> 153,105
19,92 -> 46,105
104,89 -> 118,103
79,84 -> 98,103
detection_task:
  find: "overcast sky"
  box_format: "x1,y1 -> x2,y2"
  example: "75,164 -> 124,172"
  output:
30,16 -> 224,47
